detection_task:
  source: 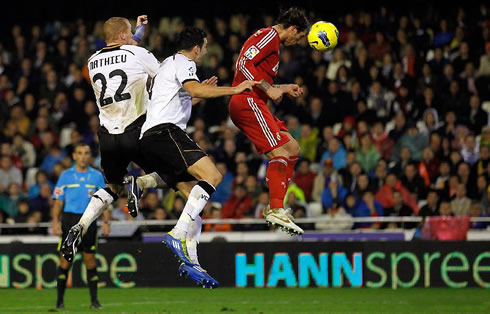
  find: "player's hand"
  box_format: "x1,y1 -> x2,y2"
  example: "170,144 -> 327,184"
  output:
102,223 -> 110,237
202,76 -> 218,87
52,220 -> 62,236
285,84 -> 304,98
235,80 -> 259,93
266,86 -> 284,103
136,15 -> 148,26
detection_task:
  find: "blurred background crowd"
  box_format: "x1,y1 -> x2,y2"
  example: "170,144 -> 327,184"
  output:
0,2 -> 489,234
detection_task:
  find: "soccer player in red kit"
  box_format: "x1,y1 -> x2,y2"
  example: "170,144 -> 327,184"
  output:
229,8 -> 309,235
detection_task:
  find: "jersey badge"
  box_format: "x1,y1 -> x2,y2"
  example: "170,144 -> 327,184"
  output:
54,187 -> 63,196
188,66 -> 195,77
244,45 -> 260,60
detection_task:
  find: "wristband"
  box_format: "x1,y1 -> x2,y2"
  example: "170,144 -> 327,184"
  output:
132,24 -> 146,43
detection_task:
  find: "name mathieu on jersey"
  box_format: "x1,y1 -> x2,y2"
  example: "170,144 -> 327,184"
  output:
88,44 -> 159,134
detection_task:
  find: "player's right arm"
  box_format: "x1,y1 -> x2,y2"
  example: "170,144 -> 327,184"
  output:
183,80 -> 257,98
51,172 -> 67,236
131,15 -> 148,46
179,60 -> 257,98
51,200 -> 64,236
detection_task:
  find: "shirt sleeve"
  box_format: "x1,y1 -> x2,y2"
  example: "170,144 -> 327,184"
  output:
134,47 -> 160,77
53,173 -> 67,201
176,59 -> 200,85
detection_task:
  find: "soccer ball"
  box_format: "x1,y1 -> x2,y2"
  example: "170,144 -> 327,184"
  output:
307,21 -> 339,52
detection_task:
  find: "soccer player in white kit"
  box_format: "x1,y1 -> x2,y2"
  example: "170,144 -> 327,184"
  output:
60,15 -> 161,261
128,27 -> 256,288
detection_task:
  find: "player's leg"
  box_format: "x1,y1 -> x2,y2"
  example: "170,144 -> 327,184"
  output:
56,222 -> 73,309
56,255 -> 70,309
81,220 -> 101,309
172,156 -> 222,239
229,96 -> 302,234
83,253 -> 101,309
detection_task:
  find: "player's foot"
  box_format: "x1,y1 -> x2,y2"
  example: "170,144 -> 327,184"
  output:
61,224 -> 83,263
90,300 -> 102,309
123,175 -> 141,218
179,263 -> 219,289
55,301 -> 64,309
162,230 -> 193,266
263,206 -> 304,235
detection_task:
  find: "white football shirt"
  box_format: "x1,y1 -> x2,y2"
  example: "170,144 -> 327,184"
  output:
140,53 -> 200,136
88,44 -> 159,134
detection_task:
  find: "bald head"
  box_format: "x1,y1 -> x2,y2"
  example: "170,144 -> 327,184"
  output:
103,17 -> 131,43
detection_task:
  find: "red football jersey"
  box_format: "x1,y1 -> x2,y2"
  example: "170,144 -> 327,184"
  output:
232,27 -> 280,102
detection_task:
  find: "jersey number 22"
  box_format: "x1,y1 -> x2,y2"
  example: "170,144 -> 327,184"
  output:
92,69 -> 131,106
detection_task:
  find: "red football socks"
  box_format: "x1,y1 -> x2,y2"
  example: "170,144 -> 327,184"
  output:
266,156 -> 289,209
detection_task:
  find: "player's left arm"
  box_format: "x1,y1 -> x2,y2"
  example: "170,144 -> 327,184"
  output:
131,15 -> 148,45
191,76 -> 218,105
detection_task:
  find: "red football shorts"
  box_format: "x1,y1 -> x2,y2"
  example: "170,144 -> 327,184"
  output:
229,95 -> 290,155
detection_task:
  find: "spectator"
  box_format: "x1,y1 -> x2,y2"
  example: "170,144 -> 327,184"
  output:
419,189 -> 440,217
221,184 -> 253,219
28,182 -> 52,221
371,120 -> 394,161
355,132 -> 380,173
401,162 -> 428,200
292,159 -> 316,202
0,155 -> 22,193
384,190 -> 415,229
376,173 -> 418,214
28,170 -> 53,199
140,191 -> 162,219
205,204 -> 232,232
469,203 -> 488,229
438,200 -> 453,216
298,124 -> 320,162
419,147 -> 439,185
460,134 -> 480,165
319,137 -> 347,171
353,191 -> 384,229
210,161 -> 234,204
451,183 -> 471,216
12,133 -> 36,168
312,158 -> 342,202
315,201 -> 353,231
391,121 -> 428,161
321,179 -> 348,212
147,208 -> 171,232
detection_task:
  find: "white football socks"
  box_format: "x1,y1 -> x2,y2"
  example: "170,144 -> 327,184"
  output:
186,216 -> 203,265
136,172 -> 167,189
173,181 -> 214,239
79,188 -> 115,236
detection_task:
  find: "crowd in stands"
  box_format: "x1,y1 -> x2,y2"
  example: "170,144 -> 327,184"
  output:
0,4 -> 489,234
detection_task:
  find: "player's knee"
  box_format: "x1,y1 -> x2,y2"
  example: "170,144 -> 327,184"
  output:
108,184 -> 124,198
208,170 -> 222,187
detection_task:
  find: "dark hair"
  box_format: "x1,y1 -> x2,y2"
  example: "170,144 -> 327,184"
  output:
276,7 -> 309,33
73,142 -> 90,151
176,27 -> 207,51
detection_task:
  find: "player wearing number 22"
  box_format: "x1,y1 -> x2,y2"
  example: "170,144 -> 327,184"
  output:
60,16 -> 161,264
229,8 -> 309,235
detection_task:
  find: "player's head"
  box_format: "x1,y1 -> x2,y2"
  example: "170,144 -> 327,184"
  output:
103,17 -> 132,45
73,142 -> 92,169
276,7 -> 309,46
176,27 -> 208,62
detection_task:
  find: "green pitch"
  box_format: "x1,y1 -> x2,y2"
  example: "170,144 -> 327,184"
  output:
0,288 -> 488,313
